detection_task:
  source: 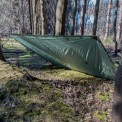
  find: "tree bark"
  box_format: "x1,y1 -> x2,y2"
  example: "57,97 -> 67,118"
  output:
0,43 -> 5,61
71,0 -> 77,35
40,0 -> 45,35
29,0 -> 38,35
33,0 -> 38,35
92,0 -> 100,35
28,0 -> 34,34
12,0 -> 20,33
104,0 -> 112,40
112,64 -> 122,122
61,0 -> 68,35
21,0 -> 25,33
28,0 -> 32,34
55,0 -> 65,35
113,0 -> 119,56
81,0 -> 86,35
116,0 -> 122,49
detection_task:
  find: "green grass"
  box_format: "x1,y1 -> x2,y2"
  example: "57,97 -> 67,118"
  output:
39,69 -> 93,81
96,91 -> 109,101
94,111 -> 107,122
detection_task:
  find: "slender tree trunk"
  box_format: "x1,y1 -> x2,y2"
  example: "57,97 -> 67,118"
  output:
55,0 -> 65,35
104,0 -> 112,40
71,0 -> 77,35
29,0 -> 37,34
36,0 -> 39,34
0,43 -> 5,61
29,0 -> 34,34
28,0 -> 32,34
81,0 -> 86,35
33,0 -> 38,35
21,0 -> 25,33
113,0 -> 119,56
40,0 -> 45,35
120,33 -> 122,53
12,0 -> 20,33
92,0 -> 100,35
112,64 -> 122,122
61,0 -> 68,35
117,0 -> 122,49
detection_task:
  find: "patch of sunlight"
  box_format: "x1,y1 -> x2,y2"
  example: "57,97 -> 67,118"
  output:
42,69 -> 93,80
19,54 -> 32,59
2,38 -> 26,50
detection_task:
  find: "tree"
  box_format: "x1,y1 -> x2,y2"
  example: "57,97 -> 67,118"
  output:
12,0 -> 20,33
116,0 -> 122,49
71,0 -> 77,35
61,0 -> 68,35
33,0 -> 38,35
92,0 -> 100,35
28,0 -> 32,34
28,0 -> 38,34
113,0 -> 119,56
40,0 -> 45,35
20,0 -> 26,33
55,0 -> 65,35
112,64 -> 122,122
81,0 -> 87,35
0,43 -> 5,61
104,0 -> 112,40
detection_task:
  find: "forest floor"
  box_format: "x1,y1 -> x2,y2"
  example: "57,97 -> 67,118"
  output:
0,38 -> 120,122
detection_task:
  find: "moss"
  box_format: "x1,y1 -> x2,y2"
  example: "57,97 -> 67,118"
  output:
41,69 -> 92,81
15,107 -> 25,116
94,111 -> 107,122
96,91 -> 109,101
42,84 -> 52,92
41,99 -> 76,121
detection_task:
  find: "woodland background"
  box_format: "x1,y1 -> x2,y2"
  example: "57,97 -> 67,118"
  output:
0,0 -> 121,41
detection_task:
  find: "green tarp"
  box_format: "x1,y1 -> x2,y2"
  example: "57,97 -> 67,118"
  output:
10,34 -> 116,80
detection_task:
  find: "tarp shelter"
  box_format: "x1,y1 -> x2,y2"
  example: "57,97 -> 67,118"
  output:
10,34 -> 116,80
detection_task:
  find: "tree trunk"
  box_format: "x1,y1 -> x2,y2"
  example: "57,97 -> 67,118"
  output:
61,0 -> 68,35
104,0 -> 112,40
116,0 -> 122,49
29,0 -> 38,35
92,0 -> 100,35
55,0 -> 65,35
0,43 -> 5,61
71,0 -> 77,35
113,0 -> 119,56
33,0 -> 38,35
40,0 -> 45,35
28,0 -> 32,34
81,0 -> 86,35
28,0 -> 34,34
21,0 -> 25,33
112,64 -> 122,122
12,0 -> 20,33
